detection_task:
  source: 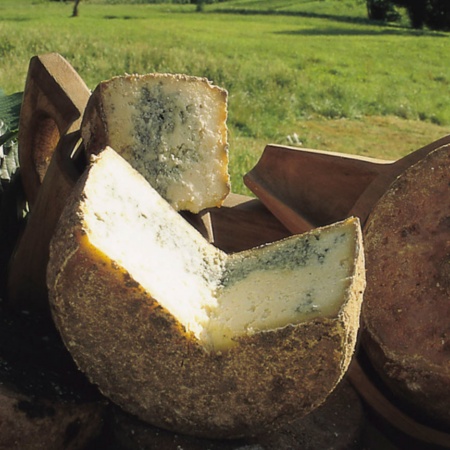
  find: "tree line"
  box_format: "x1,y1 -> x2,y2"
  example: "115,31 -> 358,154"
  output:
58,0 -> 450,31
366,0 -> 450,30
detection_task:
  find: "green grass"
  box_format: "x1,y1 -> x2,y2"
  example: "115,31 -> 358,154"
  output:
1,0 -> 449,194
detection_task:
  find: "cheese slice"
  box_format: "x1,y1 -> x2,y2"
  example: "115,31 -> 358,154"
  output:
81,73 -> 230,213
48,147 -> 365,437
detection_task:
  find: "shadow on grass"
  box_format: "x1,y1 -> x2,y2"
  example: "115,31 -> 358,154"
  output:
0,17 -> 31,22
103,15 -> 139,20
211,7 -> 374,25
212,8 -> 448,38
275,27 -> 448,37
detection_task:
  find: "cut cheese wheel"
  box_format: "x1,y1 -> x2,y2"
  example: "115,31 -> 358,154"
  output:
81,73 -> 230,213
362,144 -> 450,429
47,147 -> 365,438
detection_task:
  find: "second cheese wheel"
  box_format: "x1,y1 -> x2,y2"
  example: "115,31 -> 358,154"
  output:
362,144 -> 450,429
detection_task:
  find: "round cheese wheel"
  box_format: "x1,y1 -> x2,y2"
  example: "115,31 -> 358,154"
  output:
47,148 -> 366,439
362,144 -> 450,429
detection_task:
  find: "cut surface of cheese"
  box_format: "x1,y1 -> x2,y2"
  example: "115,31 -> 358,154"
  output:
81,73 -> 230,213
69,148 -> 361,352
48,147 -> 365,438
209,229 -> 361,349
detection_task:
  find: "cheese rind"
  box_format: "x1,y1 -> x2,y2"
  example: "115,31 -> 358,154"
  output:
81,73 -> 230,213
362,144 -> 450,428
48,148 -> 365,438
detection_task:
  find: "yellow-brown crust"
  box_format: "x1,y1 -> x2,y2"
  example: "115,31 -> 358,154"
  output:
362,144 -> 450,428
107,380 -> 363,449
47,161 -> 365,439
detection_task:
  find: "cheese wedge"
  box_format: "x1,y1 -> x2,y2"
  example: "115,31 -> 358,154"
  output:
81,73 -> 230,213
47,147 -> 365,438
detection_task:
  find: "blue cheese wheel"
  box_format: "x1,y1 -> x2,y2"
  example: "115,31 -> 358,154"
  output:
362,144 -> 450,429
47,148 -> 365,439
81,73 -> 229,213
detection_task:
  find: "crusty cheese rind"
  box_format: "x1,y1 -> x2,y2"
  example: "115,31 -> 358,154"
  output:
362,144 -> 450,428
81,73 -> 230,213
48,148 -> 365,439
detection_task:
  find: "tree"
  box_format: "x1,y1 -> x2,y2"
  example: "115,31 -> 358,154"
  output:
366,0 -> 400,21
425,0 -> 450,31
366,0 -> 450,30
402,0 -> 427,28
72,0 -> 81,17
196,0 -> 205,12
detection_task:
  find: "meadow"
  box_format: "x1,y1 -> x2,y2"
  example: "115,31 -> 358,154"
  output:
1,0 -> 449,194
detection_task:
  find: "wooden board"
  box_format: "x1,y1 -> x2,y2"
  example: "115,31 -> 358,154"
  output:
17,53 -> 90,207
8,53 -> 90,310
244,136 -> 450,232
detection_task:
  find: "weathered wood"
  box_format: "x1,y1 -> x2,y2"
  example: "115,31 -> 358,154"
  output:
244,135 -> 450,232
8,53 -> 90,310
18,52 -> 89,207
206,193 -> 291,253
244,138 -> 450,448
8,133 -> 85,310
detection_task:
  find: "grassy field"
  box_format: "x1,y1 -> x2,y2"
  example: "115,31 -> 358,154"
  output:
1,0 -> 449,194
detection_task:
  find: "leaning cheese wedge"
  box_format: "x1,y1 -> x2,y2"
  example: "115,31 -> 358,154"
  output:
81,73 -> 230,213
47,147 -> 365,439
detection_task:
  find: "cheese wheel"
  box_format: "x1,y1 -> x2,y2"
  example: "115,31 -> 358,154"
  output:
47,147 -> 365,438
81,73 -> 230,213
362,144 -> 450,429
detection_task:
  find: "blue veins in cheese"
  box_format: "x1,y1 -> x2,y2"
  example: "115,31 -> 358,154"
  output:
84,148 -> 362,353
82,73 -> 230,214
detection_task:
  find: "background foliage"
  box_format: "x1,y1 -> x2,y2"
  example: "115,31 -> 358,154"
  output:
367,0 -> 450,30
1,0 -> 449,194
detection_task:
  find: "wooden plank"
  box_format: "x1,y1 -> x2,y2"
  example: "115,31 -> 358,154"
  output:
18,52 -> 90,207
244,136 -> 450,232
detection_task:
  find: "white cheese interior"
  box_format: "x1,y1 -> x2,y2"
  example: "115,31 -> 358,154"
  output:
88,74 -> 229,213
209,232 -> 355,348
85,149 -> 359,352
